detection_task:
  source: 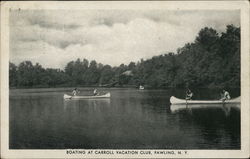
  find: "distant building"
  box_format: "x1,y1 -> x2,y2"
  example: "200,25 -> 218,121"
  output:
122,70 -> 133,76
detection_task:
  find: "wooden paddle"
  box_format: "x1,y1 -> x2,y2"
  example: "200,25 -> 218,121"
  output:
185,95 -> 188,106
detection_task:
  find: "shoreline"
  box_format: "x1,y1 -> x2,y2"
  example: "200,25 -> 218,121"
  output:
9,86 -> 241,90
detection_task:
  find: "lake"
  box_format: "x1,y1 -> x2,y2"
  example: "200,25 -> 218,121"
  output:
9,88 -> 240,149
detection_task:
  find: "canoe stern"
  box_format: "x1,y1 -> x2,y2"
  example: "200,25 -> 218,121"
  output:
63,92 -> 111,99
170,96 -> 241,105
64,94 -> 72,99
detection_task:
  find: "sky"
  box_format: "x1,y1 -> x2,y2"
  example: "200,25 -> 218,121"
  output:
10,10 -> 240,69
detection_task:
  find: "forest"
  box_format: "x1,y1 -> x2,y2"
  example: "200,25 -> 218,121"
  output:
9,25 -> 240,89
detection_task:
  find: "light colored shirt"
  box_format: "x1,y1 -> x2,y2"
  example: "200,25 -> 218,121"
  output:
93,89 -> 97,95
224,91 -> 231,99
72,90 -> 77,96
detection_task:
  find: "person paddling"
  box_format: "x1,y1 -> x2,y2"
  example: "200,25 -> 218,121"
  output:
221,89 -> 231,102
186,89 -> 193,100
72,88 -> 80,96
93,88 -> 98,96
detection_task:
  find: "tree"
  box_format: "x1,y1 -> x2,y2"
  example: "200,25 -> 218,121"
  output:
9,25 -> 240,89
17,61 -> 34,87
9,62 -> 18,87
99,65 -> 114,85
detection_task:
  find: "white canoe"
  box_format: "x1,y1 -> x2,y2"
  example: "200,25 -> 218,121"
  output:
170,96 -> 240,105
170,103 -> 240,113
139,86 -> 144,90
64,93 -> 111,99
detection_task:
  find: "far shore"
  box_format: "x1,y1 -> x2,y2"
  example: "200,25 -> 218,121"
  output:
9,86 -> 241,90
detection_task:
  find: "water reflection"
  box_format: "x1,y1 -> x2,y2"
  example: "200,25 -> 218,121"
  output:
9,88 -> 240,149
170,104 -> 240,149
170,103 -> 240,116
63,99 -> 111,110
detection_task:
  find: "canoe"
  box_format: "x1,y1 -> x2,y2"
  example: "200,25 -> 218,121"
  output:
170,103 -> 240,112
64,92 -> 111,99
139,85 -> 144,90
170,96 -> 240,105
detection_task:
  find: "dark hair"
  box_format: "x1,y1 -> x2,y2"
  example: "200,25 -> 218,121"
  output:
186,89 -> 191,94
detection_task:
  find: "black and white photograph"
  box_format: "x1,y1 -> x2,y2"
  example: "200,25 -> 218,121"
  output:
1,1 -> 249,158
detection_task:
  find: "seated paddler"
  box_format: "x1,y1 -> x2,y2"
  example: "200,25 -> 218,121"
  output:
186,89 -> 193,100
72,88 -> 79,96
221,89 -> 231,101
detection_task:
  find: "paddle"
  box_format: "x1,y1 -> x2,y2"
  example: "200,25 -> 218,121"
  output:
186,89 -> 192,105
222,98 -> 226,104
185,97 -> 188,107
185,94 -> 189,106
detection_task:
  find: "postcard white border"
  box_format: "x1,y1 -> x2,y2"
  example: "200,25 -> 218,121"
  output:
1,1 -> 249,158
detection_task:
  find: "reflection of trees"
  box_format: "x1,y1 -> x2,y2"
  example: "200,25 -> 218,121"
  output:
174,107 -> 240,149
63,99 -> 111,112
63,99 -> 111,124
10,95 -> 67,148
138,90 -> 170,114
10,89 -> 240,149
11,94 -> 112,149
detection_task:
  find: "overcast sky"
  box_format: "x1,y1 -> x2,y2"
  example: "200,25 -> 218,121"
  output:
10,10 -> 240,69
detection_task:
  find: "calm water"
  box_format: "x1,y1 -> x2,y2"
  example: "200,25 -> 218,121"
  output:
9,88 -> 240,149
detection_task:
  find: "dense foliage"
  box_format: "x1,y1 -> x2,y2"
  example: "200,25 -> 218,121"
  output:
9,25 -> 240,88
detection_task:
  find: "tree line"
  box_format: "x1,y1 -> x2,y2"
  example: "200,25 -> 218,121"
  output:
9,25 -> 240,89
